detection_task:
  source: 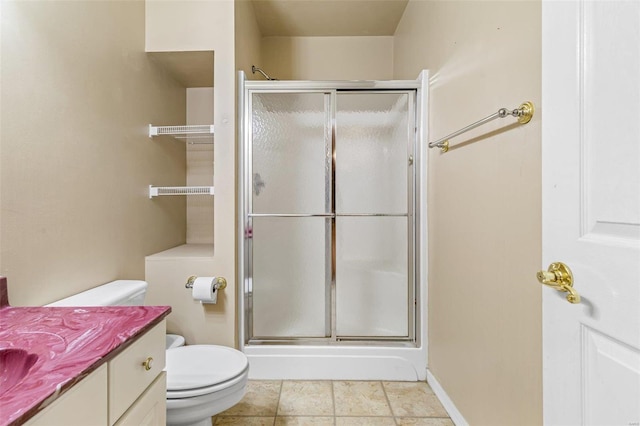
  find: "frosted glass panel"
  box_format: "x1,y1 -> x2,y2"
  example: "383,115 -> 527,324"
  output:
336,217 -> 408,337
335,93 -> 409,214
252,93 -> 328,214
252,217 -> 327,337
247,89 -> 414,342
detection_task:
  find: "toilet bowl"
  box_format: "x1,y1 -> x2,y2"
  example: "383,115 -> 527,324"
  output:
166,334 -> 186,350
165,345 -> 249,426
48,280 -> 249,426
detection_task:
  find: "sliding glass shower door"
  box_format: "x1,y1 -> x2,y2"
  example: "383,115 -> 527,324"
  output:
250,92 -> 330,338
246,89 -> 415,343
335,93 -> 412,338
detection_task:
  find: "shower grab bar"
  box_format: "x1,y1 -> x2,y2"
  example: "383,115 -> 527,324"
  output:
248,213 -> 408,218
428,101 -> 534,153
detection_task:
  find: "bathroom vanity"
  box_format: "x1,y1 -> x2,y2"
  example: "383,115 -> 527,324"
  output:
0,277 -> 171,426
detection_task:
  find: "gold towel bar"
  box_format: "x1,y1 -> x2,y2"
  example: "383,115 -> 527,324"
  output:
428,101 -> 535,153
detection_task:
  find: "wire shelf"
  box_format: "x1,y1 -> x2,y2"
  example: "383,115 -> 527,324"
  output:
149,186 -> 214,198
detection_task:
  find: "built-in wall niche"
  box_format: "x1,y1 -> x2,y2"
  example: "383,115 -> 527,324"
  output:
146,51 -> 214,88
147,123 -> 214,198
146,51 -> 215,246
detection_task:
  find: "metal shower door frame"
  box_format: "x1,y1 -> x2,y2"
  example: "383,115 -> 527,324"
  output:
238,76 -> 422,346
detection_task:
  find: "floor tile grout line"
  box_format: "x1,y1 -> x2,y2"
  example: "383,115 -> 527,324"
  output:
380,380 -> 400,425
331,380 -> 337,425
273,380 -> 283,426
275,414 -> 401,417
226,380 -> 454,425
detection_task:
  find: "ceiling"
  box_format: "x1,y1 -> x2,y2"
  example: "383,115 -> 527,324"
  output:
250,0 -> 410,37
144,1 -> 409,87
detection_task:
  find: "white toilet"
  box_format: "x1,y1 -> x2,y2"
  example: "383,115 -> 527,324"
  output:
48,280 -> 249,426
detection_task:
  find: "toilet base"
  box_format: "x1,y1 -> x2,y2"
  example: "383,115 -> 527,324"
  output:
166,375 -> 247,426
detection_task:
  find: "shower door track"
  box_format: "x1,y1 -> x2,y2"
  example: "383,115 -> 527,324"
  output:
241,81 -> 421,347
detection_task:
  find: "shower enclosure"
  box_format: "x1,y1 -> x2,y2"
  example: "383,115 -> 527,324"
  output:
238,72 -> 428,380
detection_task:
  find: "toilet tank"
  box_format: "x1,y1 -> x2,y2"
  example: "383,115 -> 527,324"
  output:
46,280 -> 148,307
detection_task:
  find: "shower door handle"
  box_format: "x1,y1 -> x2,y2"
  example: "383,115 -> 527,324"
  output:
253,173 -> 266,196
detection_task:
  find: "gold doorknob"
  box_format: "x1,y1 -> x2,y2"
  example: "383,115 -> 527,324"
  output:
536,262 -> 581,304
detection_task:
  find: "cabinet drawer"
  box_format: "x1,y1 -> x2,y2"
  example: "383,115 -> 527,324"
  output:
109,321 -> 165,425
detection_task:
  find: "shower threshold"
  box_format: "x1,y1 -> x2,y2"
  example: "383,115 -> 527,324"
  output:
243,343 -> 427,381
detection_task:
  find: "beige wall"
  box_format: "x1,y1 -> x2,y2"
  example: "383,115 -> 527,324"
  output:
145,245 -> 234,346
394,1 -> 542,424
186,88 -> 214,245
261,36 -> 394,80
145,0 -> 238,346
235,0 -> 262,79
0,0 -> 187,307
1,5 -> 545,417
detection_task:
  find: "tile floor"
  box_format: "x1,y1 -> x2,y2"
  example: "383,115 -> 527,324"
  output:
214,380 -> 453,425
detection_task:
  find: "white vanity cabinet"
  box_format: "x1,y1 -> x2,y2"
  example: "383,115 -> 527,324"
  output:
109,320 -> 166,425
113,372 -> 166,426
24,320 -> 167,426
25,364 -> 108,426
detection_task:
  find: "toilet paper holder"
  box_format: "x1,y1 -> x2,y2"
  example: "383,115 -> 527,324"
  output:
185,276 -> 227,291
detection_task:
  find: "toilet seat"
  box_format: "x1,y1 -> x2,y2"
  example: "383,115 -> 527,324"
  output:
165,345 -> 249,399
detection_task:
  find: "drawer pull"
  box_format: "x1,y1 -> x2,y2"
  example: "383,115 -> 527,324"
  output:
142,357 -> 154,371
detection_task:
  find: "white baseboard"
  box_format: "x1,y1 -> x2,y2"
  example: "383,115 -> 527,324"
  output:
426,369 -> 468,426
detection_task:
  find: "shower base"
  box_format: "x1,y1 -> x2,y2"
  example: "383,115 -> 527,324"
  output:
244,344 -> 427,381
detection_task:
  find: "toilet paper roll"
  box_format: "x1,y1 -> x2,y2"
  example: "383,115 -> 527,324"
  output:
191,277 -> 218,304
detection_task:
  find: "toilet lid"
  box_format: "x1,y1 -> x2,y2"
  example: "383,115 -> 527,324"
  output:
165,345 -> 248,391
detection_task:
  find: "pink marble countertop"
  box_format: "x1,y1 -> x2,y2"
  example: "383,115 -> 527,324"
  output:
0,277 -> 171,425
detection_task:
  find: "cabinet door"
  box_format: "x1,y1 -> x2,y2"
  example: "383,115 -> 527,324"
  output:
25,364 -> 107,426
114,372 -> 166,426
109,321 -> 166,424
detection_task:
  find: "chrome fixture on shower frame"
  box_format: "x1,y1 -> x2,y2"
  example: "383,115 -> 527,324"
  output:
428,101 -> 535,153
251,65 -> 277,81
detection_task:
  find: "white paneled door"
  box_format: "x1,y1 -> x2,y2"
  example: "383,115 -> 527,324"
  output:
542,1 -> 640,425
